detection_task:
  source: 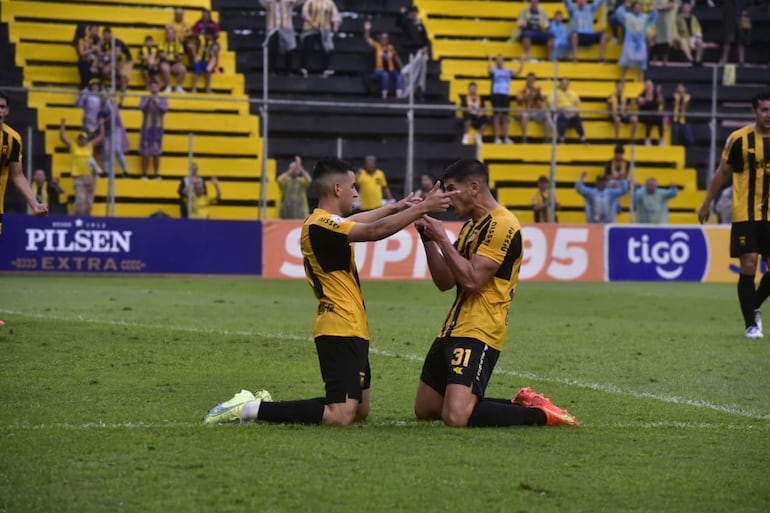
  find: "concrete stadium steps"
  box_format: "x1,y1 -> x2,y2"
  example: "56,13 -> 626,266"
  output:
497,185 -> 700,211
441,60 -> 630,82
510,209 -> 696,225
2,0 -> 281,219
417,0 -> 560,20
431,39 -> 620,61
482,143 -> 686,169
98,202 -> 275,220
489,163 -> 698,190
470,119 -> 671,142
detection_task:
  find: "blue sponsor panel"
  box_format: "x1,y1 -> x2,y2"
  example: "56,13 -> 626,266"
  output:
0,214 -> 262,275
607,226 -> 709,281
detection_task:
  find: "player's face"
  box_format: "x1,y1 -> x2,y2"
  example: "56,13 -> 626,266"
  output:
340,170 -> 358,216
754,100 -> 770,131
0,98 -> 8,125
443,177 -> 472,217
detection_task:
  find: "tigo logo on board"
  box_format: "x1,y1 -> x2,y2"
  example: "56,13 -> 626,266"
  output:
607,227 -> 709,281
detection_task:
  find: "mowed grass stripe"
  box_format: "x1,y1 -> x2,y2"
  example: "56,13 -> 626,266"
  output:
2,307 -> 768,421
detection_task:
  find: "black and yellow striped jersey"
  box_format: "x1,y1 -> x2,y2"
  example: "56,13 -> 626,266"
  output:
723,124 -> 770,223
1,123 -> 23,216
301,208 -> 368,340
438,207 -> 523,351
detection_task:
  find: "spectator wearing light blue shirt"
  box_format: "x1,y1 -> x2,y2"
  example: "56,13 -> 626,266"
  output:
576,171 -> 629,223
488,54 -> 523,144
548,11 -> 571,60
564,0 -> 608,62
634,177 -> 678,224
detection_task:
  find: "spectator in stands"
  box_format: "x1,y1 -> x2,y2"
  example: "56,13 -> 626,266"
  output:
188,175 -> 221,219
139,80 -> 169,180
299,0 -> 340,78
714,184 -> 732,224
608,80 -> 639,142
137,35 -> 161,90
513,0 -> 553,62
192,9 -> 220,38
605,143 -> 629,179
518,73 -> 552,143
552,78 -> 587,144
532,175 -> 560,222
363,20 -> 405,100
31,169 -> 66,215
634,177 -> 678,223
160,27 -> 187,93
357,155 -> 394,211
615,1 -> 659,82
74,24 -> 99,90
192,27 -> 221,93
564,0 -> 609,63
637,79 -> 665,146
97,90 -> 130,178
649,0 -> 678,66
548,11 -> 572,61
59,117 -> 105,216
177,162 -> 206,218
166,7 -> 196,65
720,0 -> 749,66
261,0 -> 300,76
76,78 -> 103,136
488,54 -> 523,144
397,5 -> 431,101
277,156 -> 312,219
99,28 -> 133,100
607,0 -> 625,44
461,82 -> 489,145
671,82 -> 695,146
415,173 -> 434,199
575,171 -> 629,223
673,2 -> 703,65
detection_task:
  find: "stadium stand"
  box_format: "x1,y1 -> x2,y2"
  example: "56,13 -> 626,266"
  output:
1,0 -> 768,223
1,0 -> 279,219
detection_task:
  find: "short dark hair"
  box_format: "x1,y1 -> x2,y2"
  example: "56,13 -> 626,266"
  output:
103,27 -> 112,34
614,143 -> 625,154
469,81 -> 477,88
312,158 -> 353,181
537,175 -> 549,183
752,90 -> 770,110
443,159 -> 489,185
0,90 -> 9,106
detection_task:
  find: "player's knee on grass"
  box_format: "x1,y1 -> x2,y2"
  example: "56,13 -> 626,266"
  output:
322,400 -> 360,426
441,407 -> 471,428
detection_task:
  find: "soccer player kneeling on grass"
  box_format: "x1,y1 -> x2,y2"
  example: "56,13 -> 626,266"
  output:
203,158 -> 456,426
413,159 -> 578,427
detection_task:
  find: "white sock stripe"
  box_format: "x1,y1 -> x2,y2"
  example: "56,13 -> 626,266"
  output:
3,309 -> 769,421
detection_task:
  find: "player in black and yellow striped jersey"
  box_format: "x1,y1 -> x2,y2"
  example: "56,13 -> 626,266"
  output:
202,158 -> 456,426
0,91 -> 48,237
414,159 -> 578,427
699,90 -> 770,339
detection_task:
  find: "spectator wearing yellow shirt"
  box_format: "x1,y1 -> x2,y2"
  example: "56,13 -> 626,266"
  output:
59,117 -> 105,216
188,176 -> 221,219
277,156 -> 312,219
356,155 -> 393,211
166,7 -> 196,64
363,20 -> 404,100
532,175 -> 560,222
299,0 -> 340,77
607,79 -> 639,142
551,78 -> 587,143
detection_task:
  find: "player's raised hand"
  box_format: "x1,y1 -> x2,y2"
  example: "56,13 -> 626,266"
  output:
422,181 -> 455,213
32,202 -> 48,217
417,214 -> 445,242
396,191 -> 421,210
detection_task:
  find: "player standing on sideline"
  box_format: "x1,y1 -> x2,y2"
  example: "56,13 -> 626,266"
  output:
203,158 -> 456,426
698,90 -> 770,339
413,159 -> 578,427
0,91 -> 49,327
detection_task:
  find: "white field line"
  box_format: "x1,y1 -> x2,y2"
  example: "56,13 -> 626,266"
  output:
2,309 -> 770,422
3,420 -> 768,431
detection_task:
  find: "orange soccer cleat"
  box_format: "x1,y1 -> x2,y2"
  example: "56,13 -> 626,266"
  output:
513,387 -> 579,427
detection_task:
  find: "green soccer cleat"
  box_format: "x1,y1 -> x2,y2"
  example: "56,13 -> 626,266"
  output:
203,389 -> 256,425
253,389 -> 273,403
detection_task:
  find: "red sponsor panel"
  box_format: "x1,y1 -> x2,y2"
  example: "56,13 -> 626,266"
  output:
262,221 -> 605,281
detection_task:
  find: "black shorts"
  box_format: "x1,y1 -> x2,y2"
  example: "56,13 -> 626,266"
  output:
730,221 -> 770,258
464,113 -> 489,129
576,32 -> 603,45
419,336 -> 500,399
315,335 -> 371,404
490,94 -> 510,114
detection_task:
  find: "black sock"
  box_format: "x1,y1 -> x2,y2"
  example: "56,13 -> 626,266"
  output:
755,272 -> 770,310
484,397 -> 515,405
738,273 -> 757,328
467,400 -> 547,427
256,398 -> 325,425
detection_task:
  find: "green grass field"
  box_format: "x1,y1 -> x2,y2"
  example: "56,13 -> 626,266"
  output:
1,275 -> 768,513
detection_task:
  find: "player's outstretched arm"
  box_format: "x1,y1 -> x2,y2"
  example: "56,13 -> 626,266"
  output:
348,192 -> 420,223
348,183 -> 454,242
